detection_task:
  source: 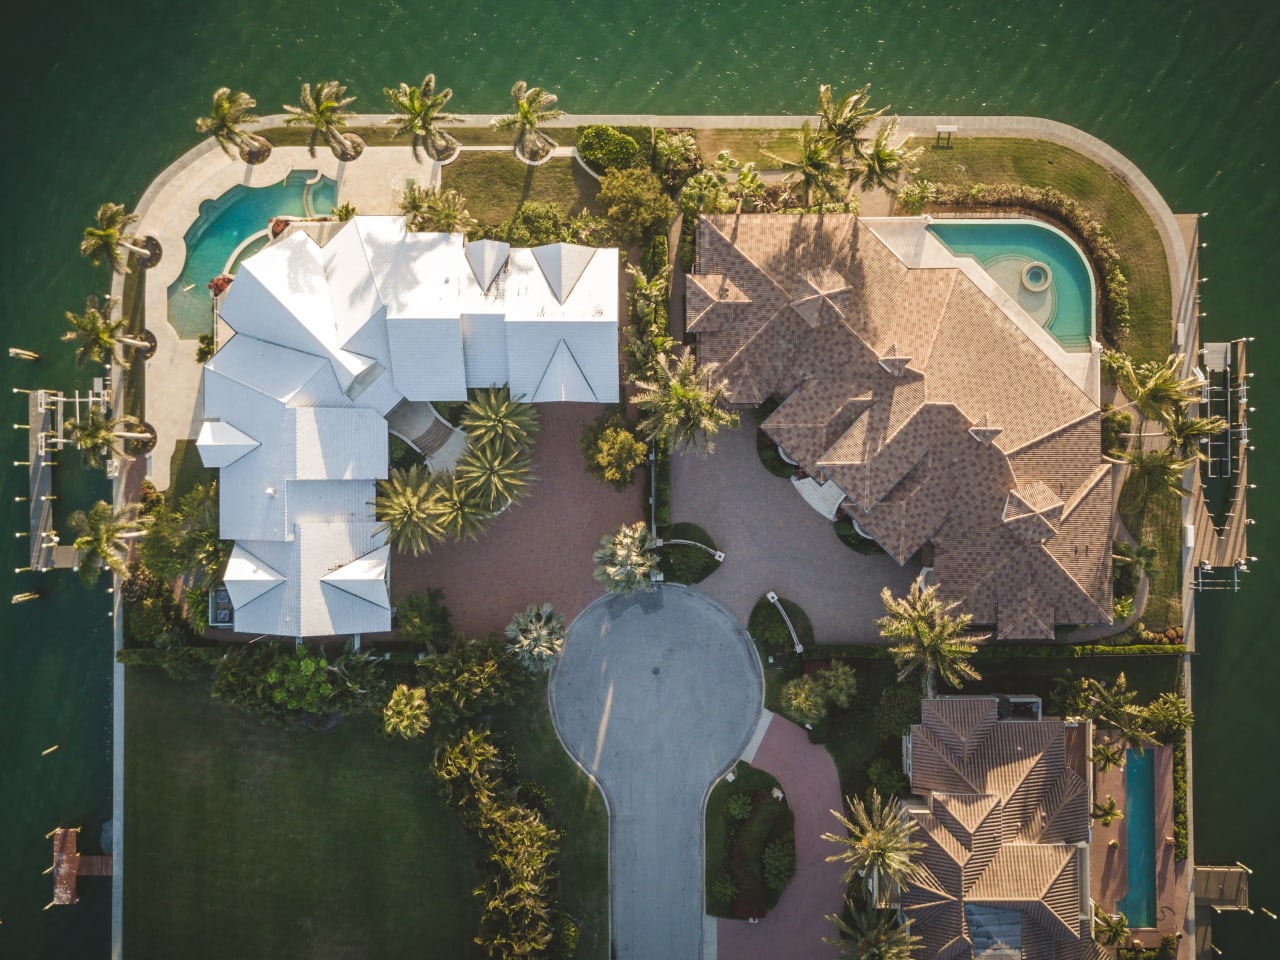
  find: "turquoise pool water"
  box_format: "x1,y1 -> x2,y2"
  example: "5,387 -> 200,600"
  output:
1118,747 -> 1157,928
166,171 -> 337,339
928,220 -> 1095,352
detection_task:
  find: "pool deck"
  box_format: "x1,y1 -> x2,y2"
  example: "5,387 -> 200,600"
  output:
1091,742 -> 1192,951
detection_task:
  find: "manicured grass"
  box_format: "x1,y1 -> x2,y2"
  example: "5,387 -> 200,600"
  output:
440,154 -> 600,226
1119,482 -> 1185,631
124,669 -> 484,960
489,679 -> 609,960
167,438 -> 216,502
692,128 -> 802,169
914,138 -> 1172,364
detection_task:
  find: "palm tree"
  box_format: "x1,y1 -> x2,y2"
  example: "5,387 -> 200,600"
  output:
455,440 -> 532,512
373,463 -> 443,556
1092,737 -> 1127,773
1108,352 -> 1203,427
593,522 -> 657,596
62,294 -> 152,367
424,188 -> 477,234
491,80 -> 564,161
633,347 -> 739,454
877,582 -> 984,698
67,500 -> 147,587
816,83 -> 887,165
856,117 -> 923,195
1094,905 -> 1131,947
384,74 -> 462,161
398,182 -> 434,231
823,789 -> 924,906
196,87 -> 270,163
430,473 -> 491,542
1091,795 -> 1124,827
383,683 -> 430,739
1144,691 -> 1194,741
283,80 -> 364,161
505,603 -> 566,673
764,120 -> 843,208
1084,672 -> 1157,752
81,202 -> 156,273
826,898 -> 922,960
461,387 -> 539,450
1118,446 -> 1196,515
1165,409 -> 1228,461
64,406 -> 151,468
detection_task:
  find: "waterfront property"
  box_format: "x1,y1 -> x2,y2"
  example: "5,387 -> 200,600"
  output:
686,214 -> 1112,640
901,696 -> 1103,960
197,216 -> 619,638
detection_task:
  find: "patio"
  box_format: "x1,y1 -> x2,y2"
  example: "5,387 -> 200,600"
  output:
669,422 -> 918,645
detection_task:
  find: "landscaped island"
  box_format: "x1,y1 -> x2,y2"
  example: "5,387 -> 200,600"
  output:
53,76 -> 1246,960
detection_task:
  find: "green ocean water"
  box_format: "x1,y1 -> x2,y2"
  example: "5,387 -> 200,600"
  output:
1,0 -> 1277,956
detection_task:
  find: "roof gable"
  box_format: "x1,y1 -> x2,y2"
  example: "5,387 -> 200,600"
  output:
223,545 -> 286,607
532,244 -> 596,304
196,419 -> 260,468
320,544 -> 391,609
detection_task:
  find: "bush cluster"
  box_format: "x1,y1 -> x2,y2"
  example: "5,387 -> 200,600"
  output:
579,406 -> 647,490
576,125 -> 640,174
748,596 -> 816,651
1172,733 -> 1189,860
924,182 -> 1133,344
1101,404 -> 1132,457
729,791 -> 789,918
659,522 -> 721,585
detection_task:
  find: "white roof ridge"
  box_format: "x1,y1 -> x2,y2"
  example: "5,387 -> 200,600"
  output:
465,238 -> 511,291
320,544 -> 391,609
531,243 -> 596,304
532,339 -> 598,402
224,544 -> 287,608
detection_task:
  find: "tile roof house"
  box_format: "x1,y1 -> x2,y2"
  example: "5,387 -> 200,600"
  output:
197,217 -> 619,638
902,697 -> 1103,960
686,214 -> 1113,640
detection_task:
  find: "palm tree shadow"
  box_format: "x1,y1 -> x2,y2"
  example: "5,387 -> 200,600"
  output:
520,162 -> 536,208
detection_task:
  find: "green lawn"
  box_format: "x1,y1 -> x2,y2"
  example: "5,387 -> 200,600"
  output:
914,138 -> 1172,364
124,669 -> 484,960
1119,482 -> 1185,631
439,154 -> 600,226
167,438 -> 216,502
692,128 -> 802,169
489,679 -> 610,960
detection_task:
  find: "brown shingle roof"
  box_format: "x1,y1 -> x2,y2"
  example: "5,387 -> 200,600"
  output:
903,698 -> 1093,960
687,214 -> 1113,637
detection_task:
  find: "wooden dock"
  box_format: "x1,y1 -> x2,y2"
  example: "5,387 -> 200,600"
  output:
47,826 -> 113,908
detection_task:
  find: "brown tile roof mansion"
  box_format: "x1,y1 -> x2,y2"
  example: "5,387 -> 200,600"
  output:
686,214 -> 1114,640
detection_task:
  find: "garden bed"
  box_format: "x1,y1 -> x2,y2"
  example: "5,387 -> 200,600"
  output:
658,521 -> 721,584
704,762 -> 795,919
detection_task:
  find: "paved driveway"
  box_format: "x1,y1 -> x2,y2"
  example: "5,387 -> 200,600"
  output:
671,423 -> 919,644
550,585 -> 763,960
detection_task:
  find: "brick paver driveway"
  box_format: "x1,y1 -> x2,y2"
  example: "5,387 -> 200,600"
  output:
550,585 -> 763,960
671,423 -> 919,644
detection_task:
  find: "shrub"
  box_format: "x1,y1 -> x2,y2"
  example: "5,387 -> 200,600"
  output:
487,200 -> 570,246
395,588 -> 459,652
896,179 -> 937,215
1102,404 -> 1132,457
730,791 -> 785,917
726,791 -> 753,821
876,683 -> 923,738
748,596 -> 815,651
654,129 -> 701,190
781,674 -> 828,726
579,407 -> 647,489
552,913 -> 580,960
388,433 -> 419,470
816,661 -> 858,709
195,333 -> 216,363
711,870 -> 737,903
659,521 -> 720,585
577,124 -> 640,173
1172,733 -> 1189,860
597,167 -> 676,244
868,757 -> 909,796
762,834 -> 796,892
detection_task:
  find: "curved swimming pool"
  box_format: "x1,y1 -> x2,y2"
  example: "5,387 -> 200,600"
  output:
166,171 -> 338,339
928,219 -> 1096,353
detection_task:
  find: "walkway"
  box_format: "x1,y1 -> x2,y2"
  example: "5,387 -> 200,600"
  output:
550,585 -> 763,960
670,423 -> 918,644
715,712 -> 846,960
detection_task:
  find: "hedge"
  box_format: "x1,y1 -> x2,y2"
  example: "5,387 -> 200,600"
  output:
802,641 -> 1185,662
576,124 -> 641,174
1172,733 -> 1189,860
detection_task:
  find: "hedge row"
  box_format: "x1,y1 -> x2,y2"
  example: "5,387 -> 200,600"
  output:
801,641 -> 1185,662
1172,732 -> 1189,860
925,182 -> 1132,344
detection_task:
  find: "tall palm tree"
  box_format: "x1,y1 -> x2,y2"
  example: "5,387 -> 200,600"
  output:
1144,691 -> 1194,742
461,387 -> 539,450
81,202 -> 156,274
430,473 -> 491,542
1091,795 -> 1124,827
455,439 -> 532,512
68,500 -> 147,587
826,898 -> 922,960
823,789 -> 925,906
283,80 -> 363,161
633,347 -> 739,454
1091,737 -> 1127,773
1108,352 -> 1203,427
1094,905 -> 1131,947
196,87 -> 270,163
1083,672 -> 1157,752
816,83 -> 887,165
64,406 -> 151,468
383,683 -> 430,739
1118,446 -> 1196,515
877,582 -> 984,697
424,188 -> 478,234
1165,409 -> 1228,461
505,603 -> 566,673
764,120 -> 843,208
593,522 -> 657,596
373,463 -> 443,556
62,294 -> 152,367
491,80 -> 564,161
384,74 -> 462,161
856,117 -> 923,195
398,183 -> 434,231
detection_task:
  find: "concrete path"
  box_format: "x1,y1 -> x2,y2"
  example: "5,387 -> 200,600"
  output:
717,712 -> 847,960
550,585 -> 763,960
671,423 -> 918,644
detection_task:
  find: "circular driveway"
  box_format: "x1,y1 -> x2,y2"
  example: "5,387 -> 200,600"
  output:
550,584 -> 763,960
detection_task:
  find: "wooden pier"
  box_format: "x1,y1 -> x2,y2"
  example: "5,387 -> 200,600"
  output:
46,827 -> 112,908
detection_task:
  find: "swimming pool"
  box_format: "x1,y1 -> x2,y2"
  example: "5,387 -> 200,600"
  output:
166,171 -> 338,339
1118,747 -> 1157,928
928,219 -> 1096,353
